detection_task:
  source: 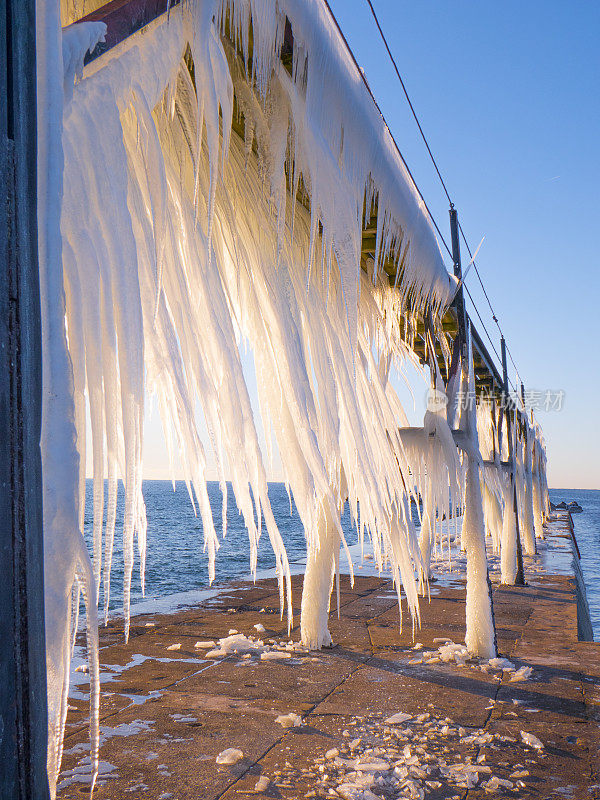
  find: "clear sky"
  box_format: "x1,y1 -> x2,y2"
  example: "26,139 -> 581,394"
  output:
141,1 -> 599,490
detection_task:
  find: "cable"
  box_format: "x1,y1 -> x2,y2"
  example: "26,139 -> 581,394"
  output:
322,0 -> 453,260
463,284 -> 516,392
458,221 -> 522,385
364,0 -> 453,208
458,222 -> 498,325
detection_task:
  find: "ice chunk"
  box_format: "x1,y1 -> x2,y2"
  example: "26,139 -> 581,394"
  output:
520,730 -> 544,750
385,713 -> 413,725
483,776 -> 514,792
336,785 -> 380,800
275,713 -> 303,728
510,666 -> 533,682
488,657 -> 514,670
261,651 -> 291,660
166,644 -> 181,651
352,757 -> 389,773
216,748 -> 244,765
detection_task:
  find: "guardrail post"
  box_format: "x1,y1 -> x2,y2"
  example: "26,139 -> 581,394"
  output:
501,337 -> 525,585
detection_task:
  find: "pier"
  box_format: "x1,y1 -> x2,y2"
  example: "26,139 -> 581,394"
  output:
0,0 -> 587,795
58,515 -> 600,799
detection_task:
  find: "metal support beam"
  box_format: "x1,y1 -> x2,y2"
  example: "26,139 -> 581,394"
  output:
0,1 -> 49,797
501,337 -> 525,586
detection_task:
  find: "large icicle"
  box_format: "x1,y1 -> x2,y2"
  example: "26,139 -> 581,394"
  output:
38,6 -> 104,796
531,424 -> 547,539
460,338 -> 496,659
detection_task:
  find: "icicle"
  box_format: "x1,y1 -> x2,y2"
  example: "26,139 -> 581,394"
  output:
460,337 -> 496,659
501,474 -> 518,584
519,424 -> 537,556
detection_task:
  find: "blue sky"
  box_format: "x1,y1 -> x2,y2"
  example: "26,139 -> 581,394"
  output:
142,1 -> 599,490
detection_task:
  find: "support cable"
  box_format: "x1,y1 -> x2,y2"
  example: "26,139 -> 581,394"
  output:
364,0 -> 453,207
323,0 -> 453,260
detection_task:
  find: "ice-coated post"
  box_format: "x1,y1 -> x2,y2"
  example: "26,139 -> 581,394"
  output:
501,337 -> 525,585
449,208 -> 496,658
0,0 -> 50,796
449,205 -> 467,344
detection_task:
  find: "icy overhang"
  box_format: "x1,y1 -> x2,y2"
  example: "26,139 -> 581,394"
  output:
72,0 -> 453,320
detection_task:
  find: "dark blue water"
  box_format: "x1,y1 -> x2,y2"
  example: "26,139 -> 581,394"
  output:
85,482 -> 600,639
549,488 -> 600,639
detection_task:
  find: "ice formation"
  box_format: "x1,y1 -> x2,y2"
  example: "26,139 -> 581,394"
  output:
458,338 -> 496,659
398,381 -> 463,589
36,0 -> 550,792
37,5 -> 104,796
216,747 -> 244,765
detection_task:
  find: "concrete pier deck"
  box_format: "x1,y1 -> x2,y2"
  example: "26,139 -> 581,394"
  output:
58,517 -> 600,799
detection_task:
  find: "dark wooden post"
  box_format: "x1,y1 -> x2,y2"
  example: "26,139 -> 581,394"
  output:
501,337 -> 525,585
0,0 -> 50,797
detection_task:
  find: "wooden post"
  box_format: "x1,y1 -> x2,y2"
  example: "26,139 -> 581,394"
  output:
0,0 -> 50,797
501,337 -> 525,586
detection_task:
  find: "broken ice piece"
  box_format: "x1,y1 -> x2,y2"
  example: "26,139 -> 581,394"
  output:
385,713 -> 412,725
336,785 -> 379,800
254,775 -> 270,791
194,640 -> 216,648
275,713 -> 303,728
254,623 -> 266,633
487,657 -> 514,670
510,665 -> 533,682
216,748 -> 244,765
520,730 -> 544,750
166,643 -> 181,651
483,776 -> 514,792
261,651 -> 291,660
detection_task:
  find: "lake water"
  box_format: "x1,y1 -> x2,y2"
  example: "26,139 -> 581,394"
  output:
83,481 -> 600,639
84,480 -> 338,615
